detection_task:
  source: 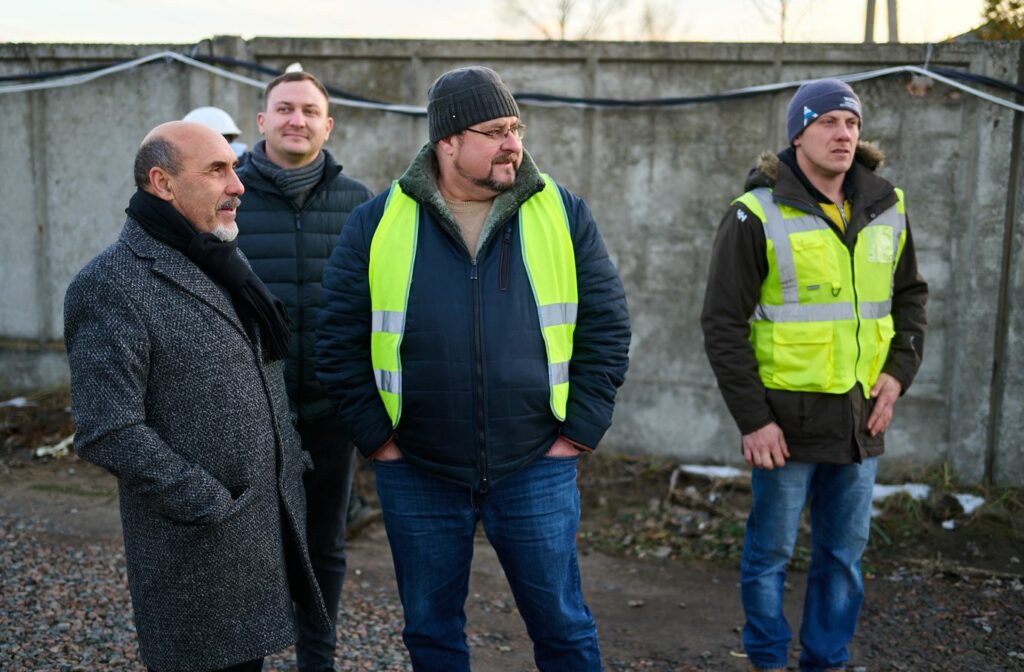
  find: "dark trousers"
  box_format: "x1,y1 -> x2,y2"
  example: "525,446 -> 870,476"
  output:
295,413 -> 356,672
149,659 -> 263,672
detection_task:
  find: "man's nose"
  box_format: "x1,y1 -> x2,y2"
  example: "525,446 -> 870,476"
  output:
500,130 -> 522,150
227,170 -> 244,196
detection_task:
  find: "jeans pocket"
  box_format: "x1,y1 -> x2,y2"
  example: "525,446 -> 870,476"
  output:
541,454 -> 580,462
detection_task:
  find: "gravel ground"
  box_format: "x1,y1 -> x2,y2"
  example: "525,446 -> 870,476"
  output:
0,511 -> 412,672
0,513 -> 137,670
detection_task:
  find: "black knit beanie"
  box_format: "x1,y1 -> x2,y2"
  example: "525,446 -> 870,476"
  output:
427,66 -> 520,143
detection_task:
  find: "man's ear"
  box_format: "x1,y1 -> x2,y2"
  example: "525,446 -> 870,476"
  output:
148,167 -> 175,202
256,111 -> 266,136
436,135 -> 458,157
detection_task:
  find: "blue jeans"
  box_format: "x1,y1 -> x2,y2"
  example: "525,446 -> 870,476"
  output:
374,455 -> 601,672
741,458 -> 877,671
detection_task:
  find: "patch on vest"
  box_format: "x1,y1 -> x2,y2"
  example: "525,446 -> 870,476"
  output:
865,227 -> 895,263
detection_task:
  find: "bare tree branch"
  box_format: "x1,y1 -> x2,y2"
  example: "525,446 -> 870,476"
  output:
502,0 -> 622,40
749,0 -> 811,42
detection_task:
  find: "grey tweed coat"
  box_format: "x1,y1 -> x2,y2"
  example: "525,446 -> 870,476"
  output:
64,219 -> 330,672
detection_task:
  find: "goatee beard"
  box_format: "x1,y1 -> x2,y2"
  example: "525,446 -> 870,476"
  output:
210,222 -> 238,242
472,176 -> 514,193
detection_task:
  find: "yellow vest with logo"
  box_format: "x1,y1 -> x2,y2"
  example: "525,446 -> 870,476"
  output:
368,174 -> 577,427
734,187 -> 907,398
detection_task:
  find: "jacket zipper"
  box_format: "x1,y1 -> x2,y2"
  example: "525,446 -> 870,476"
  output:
294,210 -> 304,409
470,258 -> 489,493
499,226 -> 512,291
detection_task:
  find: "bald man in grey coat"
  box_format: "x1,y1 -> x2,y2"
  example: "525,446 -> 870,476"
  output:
64,121 -> 329,672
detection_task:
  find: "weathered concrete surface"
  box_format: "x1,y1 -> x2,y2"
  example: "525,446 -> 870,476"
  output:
1,38 -> 1021,484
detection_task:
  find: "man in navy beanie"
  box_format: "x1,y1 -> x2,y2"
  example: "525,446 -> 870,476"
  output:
701,78 -> 928,670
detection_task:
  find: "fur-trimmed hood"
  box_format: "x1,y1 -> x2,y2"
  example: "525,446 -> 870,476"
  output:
396,142 -> 546,256
746,141 -> 885,190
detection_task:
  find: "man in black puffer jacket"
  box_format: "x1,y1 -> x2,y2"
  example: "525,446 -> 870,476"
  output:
235,70 -> 373,672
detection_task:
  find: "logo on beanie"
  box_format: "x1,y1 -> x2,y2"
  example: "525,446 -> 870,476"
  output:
803,105 -> 818,128
840,96 -> 859,111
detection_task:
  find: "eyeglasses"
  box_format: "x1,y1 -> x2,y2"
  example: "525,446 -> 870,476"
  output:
463,123 -> 527,142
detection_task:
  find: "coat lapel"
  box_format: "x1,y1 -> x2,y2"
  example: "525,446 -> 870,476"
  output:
120,218 -> 252,343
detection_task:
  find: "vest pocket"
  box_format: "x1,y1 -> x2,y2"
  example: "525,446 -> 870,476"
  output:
771,322 -> 834,390
790,232 -> 840,289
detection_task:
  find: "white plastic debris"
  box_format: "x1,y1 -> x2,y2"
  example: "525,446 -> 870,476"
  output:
34,434 -> 74,458
942,519 -> 957,530
0,397 -> 36,408
678,465 -> 745,479
953,493 -> 985,515
872,483 -> 931,502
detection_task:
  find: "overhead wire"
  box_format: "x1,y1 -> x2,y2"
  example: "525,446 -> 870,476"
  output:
0,46 -> 1021,115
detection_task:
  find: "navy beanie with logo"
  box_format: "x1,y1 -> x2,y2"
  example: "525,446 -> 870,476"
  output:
786,78 -> 862,143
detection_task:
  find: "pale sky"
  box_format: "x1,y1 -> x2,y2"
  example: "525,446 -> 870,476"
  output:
1,1 -> 985,44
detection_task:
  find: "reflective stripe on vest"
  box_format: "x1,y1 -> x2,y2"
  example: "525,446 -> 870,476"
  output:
520,174 -> 577,419
368,181 -> 419,425
368,174 -> 576,427
736,186 -> 906,396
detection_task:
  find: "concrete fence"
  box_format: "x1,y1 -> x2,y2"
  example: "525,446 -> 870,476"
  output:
1,37 -> 1021,485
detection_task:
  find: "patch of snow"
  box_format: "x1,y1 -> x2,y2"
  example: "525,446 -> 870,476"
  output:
0,397 -> 35,408
953,493 -> 985,515
942,519 -> 956,530
872,483 -> 931,502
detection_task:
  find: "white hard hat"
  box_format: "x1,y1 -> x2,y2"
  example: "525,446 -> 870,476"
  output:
183,106 -> 242,139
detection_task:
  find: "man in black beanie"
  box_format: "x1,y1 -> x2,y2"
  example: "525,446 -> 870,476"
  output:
317,66 -> 630,671
701,78 -> 928,671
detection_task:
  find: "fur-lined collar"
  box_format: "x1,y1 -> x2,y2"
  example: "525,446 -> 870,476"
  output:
753,141 -> 885,183
397,143 -> 546,256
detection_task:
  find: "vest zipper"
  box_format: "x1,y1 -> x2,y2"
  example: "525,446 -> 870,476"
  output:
470,258 -> 489,493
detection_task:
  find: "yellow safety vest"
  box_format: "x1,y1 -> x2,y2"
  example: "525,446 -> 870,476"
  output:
735,187 -> 907,398
368,174 -> 577,427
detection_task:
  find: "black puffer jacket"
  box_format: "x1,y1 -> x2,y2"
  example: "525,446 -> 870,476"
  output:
236,150 -> 373,421
701,143 -> 928,463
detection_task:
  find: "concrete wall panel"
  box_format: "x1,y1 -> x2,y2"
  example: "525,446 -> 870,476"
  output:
0,38 -> 1020,484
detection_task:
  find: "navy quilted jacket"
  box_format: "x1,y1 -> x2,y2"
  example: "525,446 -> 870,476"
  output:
235,151 -> 373,421
316,147 -> 630,489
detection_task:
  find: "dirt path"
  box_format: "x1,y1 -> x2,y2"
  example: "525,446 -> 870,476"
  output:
2,454 -> 1022,670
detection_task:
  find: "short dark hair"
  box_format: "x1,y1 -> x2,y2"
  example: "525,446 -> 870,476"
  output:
263,71 -> 330,111
133,138 -> 181,190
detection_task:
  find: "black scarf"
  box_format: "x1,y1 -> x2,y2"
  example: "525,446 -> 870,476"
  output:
250,140 -> 326,208
126,189 -> 290,362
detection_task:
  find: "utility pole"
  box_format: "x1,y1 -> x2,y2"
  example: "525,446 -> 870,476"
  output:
864,0 -> 876,43
865,0 -> 898,43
